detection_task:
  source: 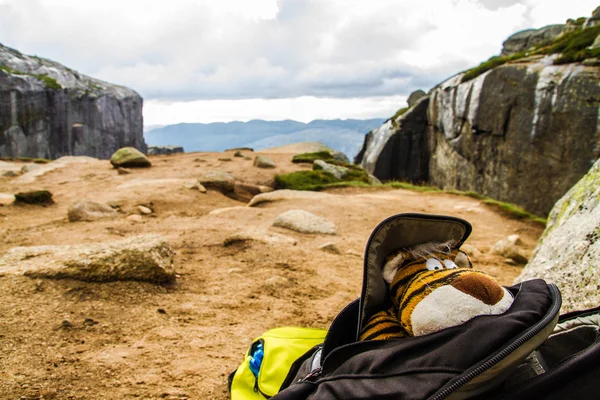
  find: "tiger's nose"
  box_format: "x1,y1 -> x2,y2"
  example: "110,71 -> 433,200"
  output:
450,273 -> 504,305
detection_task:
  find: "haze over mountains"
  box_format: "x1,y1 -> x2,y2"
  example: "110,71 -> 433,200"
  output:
143,119 -> 386,158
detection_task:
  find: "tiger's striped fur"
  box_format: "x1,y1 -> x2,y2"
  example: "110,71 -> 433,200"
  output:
360,244 -> 483,341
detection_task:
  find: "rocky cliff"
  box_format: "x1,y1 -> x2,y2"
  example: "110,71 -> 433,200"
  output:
0,43 -> 145,159
358,10 -> 600,216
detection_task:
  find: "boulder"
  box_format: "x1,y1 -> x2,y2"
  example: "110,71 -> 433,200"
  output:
14,190 -> 53,205
137,205 -> 153,215
407,89 -> 427,107
313,160 -> 349,180
67,200 -> 118,222
515,159 -> 600,312
198,170 -> 235,193
273,210 -> 337,235
0,235 -> 175,283
110,147 -> 151,168
253,156 -> 276,169
0,42 -> 145,160
500,24 -> 564,56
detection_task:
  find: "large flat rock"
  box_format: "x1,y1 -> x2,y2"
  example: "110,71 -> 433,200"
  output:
0,235 -> 175,283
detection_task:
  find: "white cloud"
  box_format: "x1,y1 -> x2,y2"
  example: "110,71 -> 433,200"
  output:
0,0 -> 597,124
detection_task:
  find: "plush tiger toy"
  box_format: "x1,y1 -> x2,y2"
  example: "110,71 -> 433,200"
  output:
360,241 -> 514,341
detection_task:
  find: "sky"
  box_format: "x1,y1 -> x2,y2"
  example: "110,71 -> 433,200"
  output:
0,0 -> 597,127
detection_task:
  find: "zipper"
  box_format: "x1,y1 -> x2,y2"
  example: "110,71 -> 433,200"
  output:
431,283 -> 562,400
301,367 -> 322,382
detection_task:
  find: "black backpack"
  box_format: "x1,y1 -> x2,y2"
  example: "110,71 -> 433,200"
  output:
272,213 -> 600,400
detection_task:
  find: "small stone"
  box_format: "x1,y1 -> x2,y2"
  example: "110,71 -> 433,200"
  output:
253,156 -> 276,169
84,318 -> 98,326
157,309 -> 167,314
345,250 -> 362,257
193,158 -> 206,162
3,170 -> 19,177
218,158 -> 232,162
138,205 -> 153,215
227,268 -> 243,274
264,276 -> 290,288
0,193 -> 16,206
319,242 -> 341,254
127,214 -> 143,223
258,185 -> 274,193
117,167 -> 132,175
491,237 -> 528,264
234,151 -> 244,157
68,200 -> 118,222
14,190 -> 54,205
504,258 -> 517,266
273,209 -> 337,235
61,320 -> 73,329
507,234 -> 522,245
460,243 -> 482,257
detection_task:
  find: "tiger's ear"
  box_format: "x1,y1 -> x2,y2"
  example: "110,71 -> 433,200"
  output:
382,251 -> 407,284
455,250 -> 472,268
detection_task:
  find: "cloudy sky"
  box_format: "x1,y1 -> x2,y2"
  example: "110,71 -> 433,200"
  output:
0,0 -> 596,126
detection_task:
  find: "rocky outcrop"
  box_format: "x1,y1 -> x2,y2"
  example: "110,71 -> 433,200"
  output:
357,11 -> 600,216
500,25 -> 564,56
357,96 -> 430,182
147,146 -> 184,155
0,43 -> 145,160
427,58 -> 599,216
515,159 -> 600,312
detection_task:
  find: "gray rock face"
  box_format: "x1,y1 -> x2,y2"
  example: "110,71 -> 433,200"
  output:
273,209 -> 337,235
501,25 -> 564,56
0,234 -> 175,283
0,42 -> 145,160
357,97 -> 430,182
515,159 -> 600,312
147,146 -> 184,155
427,59 -> 599,216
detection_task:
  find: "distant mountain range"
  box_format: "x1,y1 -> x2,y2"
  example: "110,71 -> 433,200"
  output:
143,119 -> 386,159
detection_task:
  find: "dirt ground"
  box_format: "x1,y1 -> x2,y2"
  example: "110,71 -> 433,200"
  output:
0,147 -> 544,399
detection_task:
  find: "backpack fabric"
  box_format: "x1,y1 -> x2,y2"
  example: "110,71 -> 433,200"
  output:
229,327 -> 327,399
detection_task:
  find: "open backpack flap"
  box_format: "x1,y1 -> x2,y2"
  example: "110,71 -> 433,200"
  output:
272,213 -> 563,400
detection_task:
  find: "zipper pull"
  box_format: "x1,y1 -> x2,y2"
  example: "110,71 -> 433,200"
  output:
301,367 -> 322,382
254,377 -> 259,392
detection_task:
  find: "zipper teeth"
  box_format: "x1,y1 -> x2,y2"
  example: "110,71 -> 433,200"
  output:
431,284 -> 561,400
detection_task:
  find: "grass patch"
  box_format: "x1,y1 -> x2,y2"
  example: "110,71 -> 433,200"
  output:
275,165 -> 371,191
539,25 -> 600,64
0,156 -> 52,163
292,151 -> 335,164
482,199 -> 547,225
275,170 -> 340,191
461,52 -> 526,83
461,24 -> 600,82
0,64 -> 62,89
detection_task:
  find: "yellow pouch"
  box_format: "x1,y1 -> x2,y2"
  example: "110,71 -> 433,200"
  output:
229,327 -> 327,399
